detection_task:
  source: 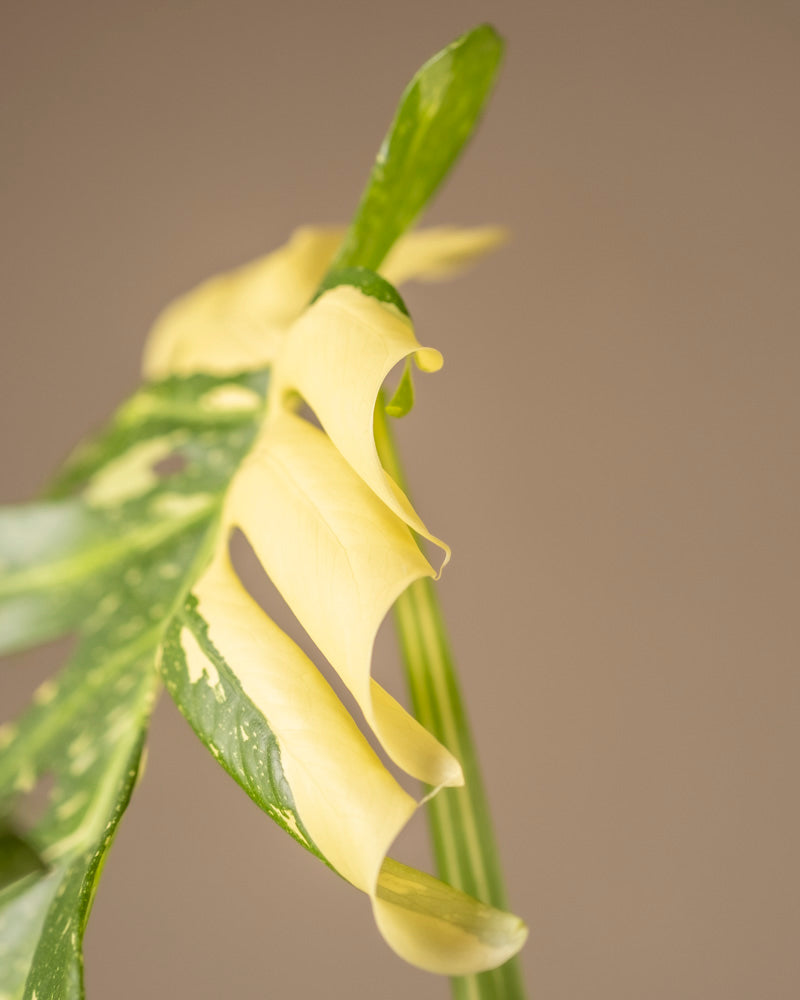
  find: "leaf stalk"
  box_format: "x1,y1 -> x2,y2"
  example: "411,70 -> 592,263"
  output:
375,404 -> 527,1000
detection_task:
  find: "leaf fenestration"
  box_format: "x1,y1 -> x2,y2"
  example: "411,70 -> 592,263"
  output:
1,229 -> 522,989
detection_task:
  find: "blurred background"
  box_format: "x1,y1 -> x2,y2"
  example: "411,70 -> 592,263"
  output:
1,2 -> 798,998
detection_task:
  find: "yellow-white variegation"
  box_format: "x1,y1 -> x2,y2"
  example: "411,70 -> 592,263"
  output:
145,226 -> 526,975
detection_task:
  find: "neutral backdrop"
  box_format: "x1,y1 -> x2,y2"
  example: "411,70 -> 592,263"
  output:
1,2 -> 798,998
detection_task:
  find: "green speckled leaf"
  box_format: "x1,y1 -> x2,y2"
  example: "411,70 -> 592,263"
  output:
0,370 -> 268,999
159,593 -> 324,862
0,642 -> 156,1000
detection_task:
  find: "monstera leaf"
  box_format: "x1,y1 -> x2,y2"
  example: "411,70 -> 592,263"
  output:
0,367 -> 267,999
0,23 -> 527,1000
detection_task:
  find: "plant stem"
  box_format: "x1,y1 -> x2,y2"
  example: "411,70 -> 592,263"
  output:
321,27 -> 523,993
374,403 -> 527,1000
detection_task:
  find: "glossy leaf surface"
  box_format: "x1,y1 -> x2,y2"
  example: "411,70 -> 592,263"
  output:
0,371 -> 267,999
145,237 -> 525,973
328,25 -> 504,274
0,228 -> 524,995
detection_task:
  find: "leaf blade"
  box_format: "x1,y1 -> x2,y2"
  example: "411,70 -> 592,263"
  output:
327,25 -> 504,275
0,370 -> 270,997
160,553 -> 526,976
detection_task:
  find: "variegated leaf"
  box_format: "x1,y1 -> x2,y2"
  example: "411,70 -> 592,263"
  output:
0,371 -> 267,999
1,225 -> 524,994
146,245 -> 525,973
2,24 -> 527,995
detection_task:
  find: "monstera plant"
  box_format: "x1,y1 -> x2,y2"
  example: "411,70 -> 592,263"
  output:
0,24 -> 527,1000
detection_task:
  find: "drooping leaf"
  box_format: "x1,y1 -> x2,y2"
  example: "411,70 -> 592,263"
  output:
0,227 -> 523,993
1,20 -> 525,993
144,246 -> 525,972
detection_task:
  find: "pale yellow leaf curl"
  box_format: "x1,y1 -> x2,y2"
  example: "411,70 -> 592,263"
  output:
147,226 -> 526,973
143,225 -> 506,380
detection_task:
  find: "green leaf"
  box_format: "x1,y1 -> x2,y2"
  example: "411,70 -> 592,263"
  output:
313,268 -> 416,417
0,824 -> 46,892
312,266 -> 410,316
327,24 -> 504,275
0,500 -> 199,658
0,370 -> 269,997
159,593 -> 325,863
0,372 -> 267,659
0,500 -> 121,656
0,642 -> 157,1000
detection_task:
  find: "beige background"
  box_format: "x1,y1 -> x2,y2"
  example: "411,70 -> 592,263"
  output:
1,1 -> 798,998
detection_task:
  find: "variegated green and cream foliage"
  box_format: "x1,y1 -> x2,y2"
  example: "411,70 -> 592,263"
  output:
0,226 -> 525,999
149,225 -> 526,973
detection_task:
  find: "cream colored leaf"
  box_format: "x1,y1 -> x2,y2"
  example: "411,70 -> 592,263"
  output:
143,227 -> 342,379
142,225 -> 503,382
273,286 -> 449,567
381,226 -> 508,285
190,553 -> 416,891
187,553 -> 526,975
142,225 -> 526,977
227,408 -> 461,789
374,858 -> 528,975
